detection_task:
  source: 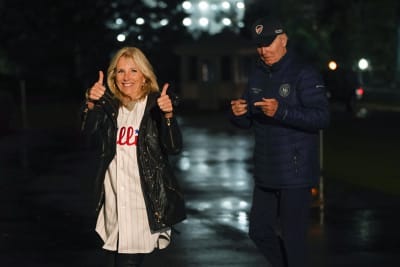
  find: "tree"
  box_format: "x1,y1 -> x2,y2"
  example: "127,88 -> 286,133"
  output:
320,0 -> 399,84
243,0 -> 400,84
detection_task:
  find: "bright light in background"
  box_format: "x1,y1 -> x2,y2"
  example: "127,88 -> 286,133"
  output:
356,87 -> 364,99
358,58 -> 369,70
236,1 -> 245,9
182,1 -> 192,10
136,17 -> 145,25
328,60 -> 337,71
181,0 -> 246,37
117,33 -> 126,42
222,18 -> 232,26
221,1 -> 231,9
178,157 -> 191,170
115,18 -> 123,25
199,17 -> 209,27
143,0 -> 157,7
183,17 -> 192,26
160,18 -> 169,26
107,0 -> 247,42
198,1 -> 209,11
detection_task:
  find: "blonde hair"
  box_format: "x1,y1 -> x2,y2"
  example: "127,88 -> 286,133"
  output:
106,47 -> 159,102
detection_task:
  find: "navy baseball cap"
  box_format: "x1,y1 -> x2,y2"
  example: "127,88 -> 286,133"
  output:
251,17 -> 285,47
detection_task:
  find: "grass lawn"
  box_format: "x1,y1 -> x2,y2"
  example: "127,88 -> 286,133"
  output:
323,113 -> 400,196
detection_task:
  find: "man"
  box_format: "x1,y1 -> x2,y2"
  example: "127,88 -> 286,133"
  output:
230,17 -> 330,267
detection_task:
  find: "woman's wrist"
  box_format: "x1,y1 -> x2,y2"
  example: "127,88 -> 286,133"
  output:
86,100 -> 95,110
85,89 -> 95,110
164,112 -> 173,119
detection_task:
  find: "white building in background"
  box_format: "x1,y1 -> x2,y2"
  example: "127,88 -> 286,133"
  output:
180,0 -> 246,38
174,31 -> 256,110
174,0 -> 257,110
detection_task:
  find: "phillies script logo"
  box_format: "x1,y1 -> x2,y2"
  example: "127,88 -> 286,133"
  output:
117,127 -> 139,146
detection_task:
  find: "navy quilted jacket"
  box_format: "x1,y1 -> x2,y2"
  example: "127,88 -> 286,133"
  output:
230,51 -> 330,188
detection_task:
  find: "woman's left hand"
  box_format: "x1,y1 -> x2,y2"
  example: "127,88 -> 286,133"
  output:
157,83 -> 173,118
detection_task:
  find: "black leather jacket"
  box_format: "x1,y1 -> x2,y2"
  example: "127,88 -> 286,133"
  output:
80,91 -> 186,232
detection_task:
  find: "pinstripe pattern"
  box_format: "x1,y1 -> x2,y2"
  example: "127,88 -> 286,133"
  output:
96,96 -> 171,253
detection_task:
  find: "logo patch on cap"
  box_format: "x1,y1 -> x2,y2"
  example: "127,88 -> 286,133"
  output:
255,25 -> 263,35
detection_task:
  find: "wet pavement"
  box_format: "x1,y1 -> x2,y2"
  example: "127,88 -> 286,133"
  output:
1,107 -> 400,267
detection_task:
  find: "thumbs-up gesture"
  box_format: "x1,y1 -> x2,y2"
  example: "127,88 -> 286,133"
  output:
157,83 -> 173,118
87,71 -> 106,101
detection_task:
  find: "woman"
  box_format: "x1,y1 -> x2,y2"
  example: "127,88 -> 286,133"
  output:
81,46 -> 186,267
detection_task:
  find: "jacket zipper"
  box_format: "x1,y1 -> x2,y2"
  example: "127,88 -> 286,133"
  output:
166,118 -> 175,148
294,153 -> 299,175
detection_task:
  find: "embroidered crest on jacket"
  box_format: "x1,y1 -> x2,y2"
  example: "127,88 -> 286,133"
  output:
279,83 -> 291,97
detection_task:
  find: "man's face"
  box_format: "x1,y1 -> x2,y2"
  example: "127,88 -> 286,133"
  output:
256,34 -> 287,66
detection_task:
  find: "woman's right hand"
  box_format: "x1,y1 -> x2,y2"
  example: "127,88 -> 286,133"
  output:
87,71 -> 106,101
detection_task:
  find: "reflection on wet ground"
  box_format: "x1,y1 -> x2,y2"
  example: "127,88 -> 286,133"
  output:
147,114 -> 268,266
148,111 -> 400,267
177,117 -> 254,234
0,110 -> 399,266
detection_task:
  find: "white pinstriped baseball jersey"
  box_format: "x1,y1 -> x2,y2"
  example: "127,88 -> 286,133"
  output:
96,96 -> 170,253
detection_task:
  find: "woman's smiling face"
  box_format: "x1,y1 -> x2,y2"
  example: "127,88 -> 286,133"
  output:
115,56 -> 146,99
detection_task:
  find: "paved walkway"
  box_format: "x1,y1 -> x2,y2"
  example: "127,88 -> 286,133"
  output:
0,110 -> 399,267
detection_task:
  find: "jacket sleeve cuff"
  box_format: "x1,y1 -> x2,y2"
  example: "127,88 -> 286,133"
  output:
274,102 -> 288,121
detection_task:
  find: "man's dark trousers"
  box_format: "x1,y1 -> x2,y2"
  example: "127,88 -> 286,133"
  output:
249,186 -> 312,267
